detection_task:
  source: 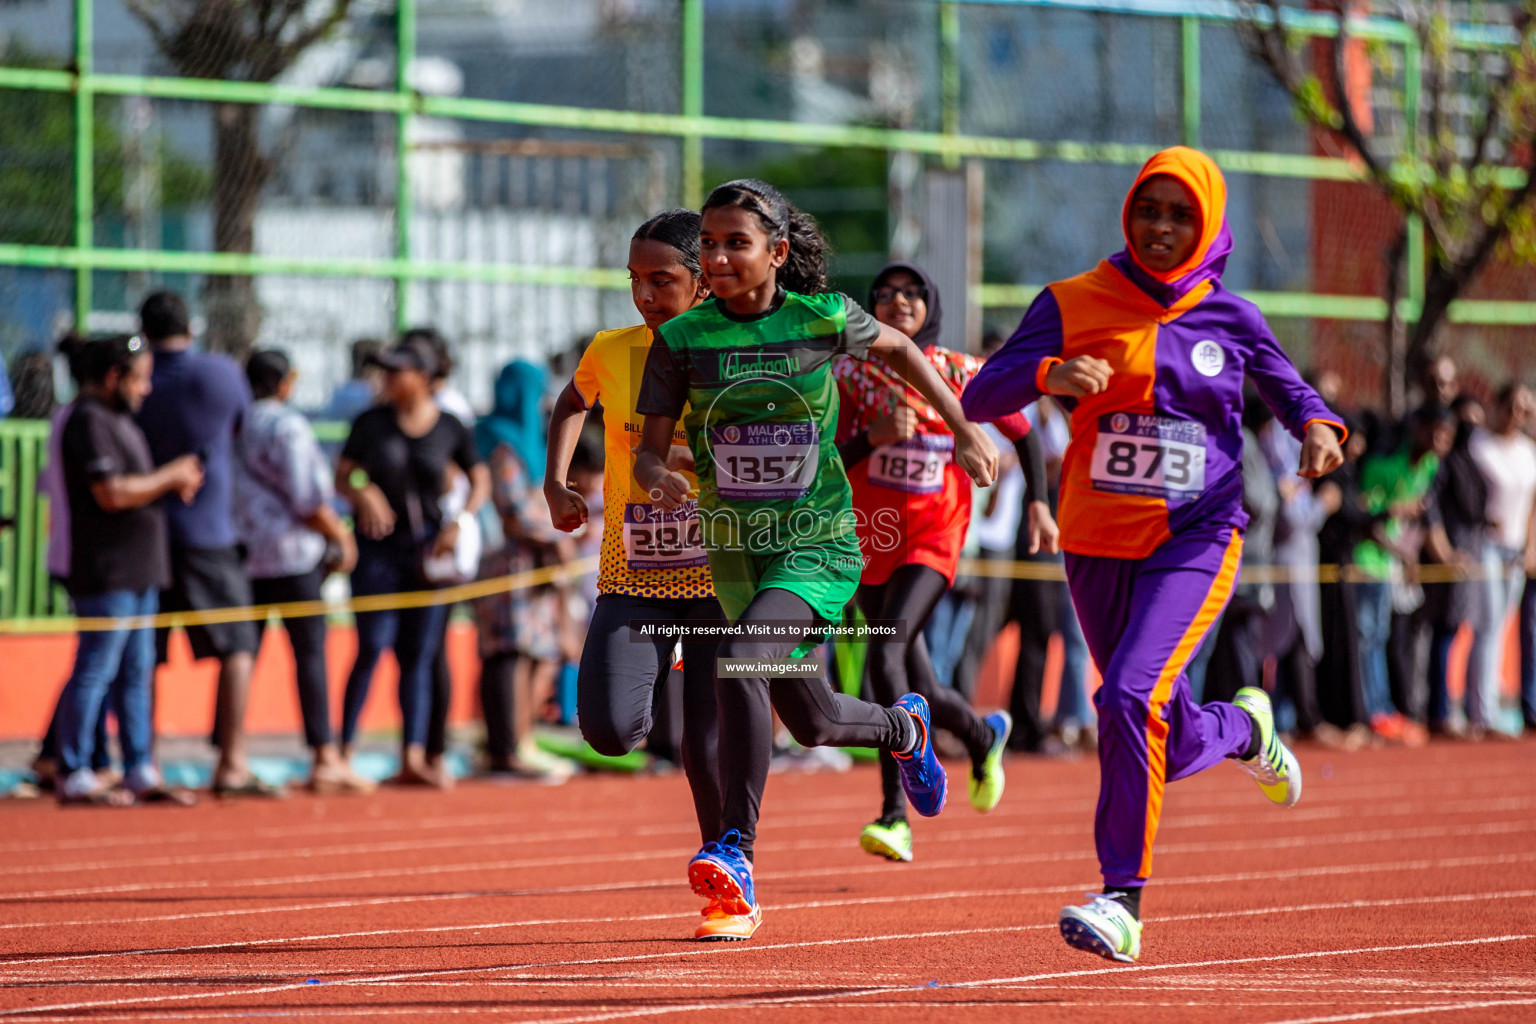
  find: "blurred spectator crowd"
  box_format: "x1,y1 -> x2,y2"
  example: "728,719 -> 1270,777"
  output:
4,299 -> 1534,806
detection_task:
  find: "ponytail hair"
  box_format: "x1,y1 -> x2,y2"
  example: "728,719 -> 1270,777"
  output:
702,179 -> 831,295
633,208 -> 703,278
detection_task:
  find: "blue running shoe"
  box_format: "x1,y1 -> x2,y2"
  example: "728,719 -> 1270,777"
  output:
891,693 -> 947,817
688,830 -> 755,916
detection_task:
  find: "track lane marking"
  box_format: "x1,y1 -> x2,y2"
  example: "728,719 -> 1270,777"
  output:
3,887 -> 1533,974
6,817 -> 1534,903
13,796 -> 1536,880
475,934 -> 1536,1024
3,848 -> 1534,941
2,757 -> 1530,856
1249,999 -> 1536,1023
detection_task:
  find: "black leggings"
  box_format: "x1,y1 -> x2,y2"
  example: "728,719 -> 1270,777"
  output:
252,569 -> 333,750
577,593 -> 727,844
716,587 -> 913,860
857,563 -> 995,821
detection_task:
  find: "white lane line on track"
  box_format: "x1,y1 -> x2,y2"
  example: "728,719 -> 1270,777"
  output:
482,935 -> 1536,1024
4,887 -> 1532,977
7,815 -> 1535,904
0,1000 -> 1392,1022
15,795 -> 1536,879
3,846 -> 1534,942
2,925 -> 1531,1021
1249,999 -> 1536,1023
3,756 -> 1530,856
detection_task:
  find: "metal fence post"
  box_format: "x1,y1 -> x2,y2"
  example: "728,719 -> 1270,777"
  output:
1403,35 -> 1425,325
1182,16 -> 1201,149
73,0 -> 93,330
941,1 -> 961,170
396,0 -> 416,333
682,0 -> 704,209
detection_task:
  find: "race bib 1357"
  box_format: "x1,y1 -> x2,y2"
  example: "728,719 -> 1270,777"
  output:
710,422 -> 819,501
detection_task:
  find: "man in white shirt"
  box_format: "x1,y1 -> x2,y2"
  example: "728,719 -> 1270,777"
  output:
1469,383 -> 1536,736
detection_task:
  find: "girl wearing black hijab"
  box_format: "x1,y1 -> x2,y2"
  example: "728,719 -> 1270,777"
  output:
833,261 -> 1055,863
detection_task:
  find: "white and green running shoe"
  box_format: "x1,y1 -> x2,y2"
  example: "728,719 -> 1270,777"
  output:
968,710 -> 1012,813
859,818 -> 913,862
1233,686 -> 1302,808
1059,893 -> 1142,963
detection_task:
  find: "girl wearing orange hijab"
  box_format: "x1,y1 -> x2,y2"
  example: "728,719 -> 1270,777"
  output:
965,148 -> 1345,963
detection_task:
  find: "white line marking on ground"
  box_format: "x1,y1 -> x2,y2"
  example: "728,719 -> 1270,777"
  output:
1247,998 -> 1536,1023
481,935 -> 1536,1024
15,798 -> 1535,878
2,756 -> 1527,856
3,847 -> 1532,945
6,814 -> 1534,903
4,887 -> 1531,976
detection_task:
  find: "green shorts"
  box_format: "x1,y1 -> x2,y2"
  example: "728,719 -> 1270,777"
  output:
706,543 -> 863,633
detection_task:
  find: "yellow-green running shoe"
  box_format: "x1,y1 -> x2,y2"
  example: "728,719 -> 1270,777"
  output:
968,710 -> 1012,813
1233,686 -> 1302,808
1059,892 -> 1142,963
859,818 -> 913,862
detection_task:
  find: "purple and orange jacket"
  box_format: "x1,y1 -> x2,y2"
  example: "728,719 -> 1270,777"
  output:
964,147 -> 1344,561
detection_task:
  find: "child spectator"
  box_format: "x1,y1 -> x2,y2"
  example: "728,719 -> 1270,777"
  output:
235,350 -> 370,794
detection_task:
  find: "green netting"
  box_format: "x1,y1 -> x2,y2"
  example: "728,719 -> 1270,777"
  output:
959,4 -> 1182,145
420,0 -> 680,114
703,0 -> 941,132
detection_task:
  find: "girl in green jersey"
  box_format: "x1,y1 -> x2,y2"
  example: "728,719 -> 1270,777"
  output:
634,179 -> 998,934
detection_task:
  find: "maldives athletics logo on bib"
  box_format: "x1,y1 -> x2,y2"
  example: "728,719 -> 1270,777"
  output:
1192,340 -> 1225,378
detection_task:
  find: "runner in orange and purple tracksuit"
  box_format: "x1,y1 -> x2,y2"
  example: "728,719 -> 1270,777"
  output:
963,146 -> 1345,963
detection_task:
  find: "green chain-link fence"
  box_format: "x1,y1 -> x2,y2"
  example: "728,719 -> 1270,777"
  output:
1,0 -> 1533,617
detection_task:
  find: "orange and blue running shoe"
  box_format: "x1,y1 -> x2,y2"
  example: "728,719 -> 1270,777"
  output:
688,829 -> 754,916
694,898 -> 763,941
892,693 -> 946,817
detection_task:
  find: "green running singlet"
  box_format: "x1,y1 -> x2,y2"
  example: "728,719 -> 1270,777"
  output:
636,289 -> 882,634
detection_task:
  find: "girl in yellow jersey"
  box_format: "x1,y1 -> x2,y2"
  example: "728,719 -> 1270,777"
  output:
544,210 -> 746,941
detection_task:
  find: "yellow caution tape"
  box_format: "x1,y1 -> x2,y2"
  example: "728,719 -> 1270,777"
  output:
0,557 -> 599,636
0,554 -> 1521,636
956,557 -> 1516,586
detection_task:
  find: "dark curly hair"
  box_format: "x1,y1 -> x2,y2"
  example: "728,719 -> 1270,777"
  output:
632,208 -> 703,278
59,333 -> 147,387
701,179 -> 831,295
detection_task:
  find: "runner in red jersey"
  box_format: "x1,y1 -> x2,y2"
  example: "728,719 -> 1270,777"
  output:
833,261 -> 1059,862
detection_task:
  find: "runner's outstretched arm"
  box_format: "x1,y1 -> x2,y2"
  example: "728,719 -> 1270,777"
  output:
869,324 -> 998,488
544,381 -> 590,532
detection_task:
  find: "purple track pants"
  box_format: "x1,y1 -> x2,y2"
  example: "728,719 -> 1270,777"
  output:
1065,527 -> 1256,890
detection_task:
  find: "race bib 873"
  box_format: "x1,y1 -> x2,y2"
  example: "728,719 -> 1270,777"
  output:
710,422 -> 819,501
1088,412 -> 1207,502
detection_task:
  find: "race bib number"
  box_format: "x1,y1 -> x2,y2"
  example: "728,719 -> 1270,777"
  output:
711,422 -> 819,501
869,434 -> 954,494
1089,413 -> 1206,502
623,500 -> 708,570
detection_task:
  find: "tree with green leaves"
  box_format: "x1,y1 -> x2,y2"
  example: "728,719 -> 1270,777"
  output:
1242,1 -> 1536,413
124,0 -> 355,358
0,46 -> 207,250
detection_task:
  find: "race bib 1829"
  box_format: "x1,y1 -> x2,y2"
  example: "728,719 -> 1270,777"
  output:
710,422 -> 819,501
622,500 -> 708,570
1088,412 -> 1207,502
869,434 -> 954,494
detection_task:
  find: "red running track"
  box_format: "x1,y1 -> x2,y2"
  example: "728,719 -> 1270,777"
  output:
1,739 -> 1534,1023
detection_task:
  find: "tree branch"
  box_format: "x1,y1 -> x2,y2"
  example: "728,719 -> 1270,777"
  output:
121,0 -> 176,61
1326,3 -> 1386,182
